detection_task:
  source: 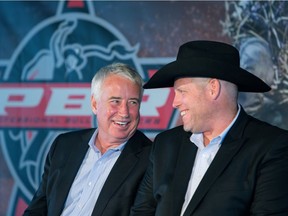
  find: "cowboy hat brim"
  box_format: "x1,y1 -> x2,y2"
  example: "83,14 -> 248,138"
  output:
143,57 -> 271,92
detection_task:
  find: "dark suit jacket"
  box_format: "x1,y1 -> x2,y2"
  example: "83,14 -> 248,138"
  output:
23,129 -> 152,216
130,109 -> 288,216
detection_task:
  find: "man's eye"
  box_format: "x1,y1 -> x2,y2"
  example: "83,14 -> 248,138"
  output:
111,100 -> 120,104
129,100 -> 139,105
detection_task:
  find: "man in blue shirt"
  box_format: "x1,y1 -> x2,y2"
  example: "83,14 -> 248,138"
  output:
24,63 -> 152,216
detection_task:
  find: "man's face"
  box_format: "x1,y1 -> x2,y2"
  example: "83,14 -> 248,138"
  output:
91,74 -> 141,144
173,77 -> 210,133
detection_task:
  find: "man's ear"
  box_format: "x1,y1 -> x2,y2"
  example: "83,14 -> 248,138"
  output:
91,95 -> 97,114
209,79 -> 221,99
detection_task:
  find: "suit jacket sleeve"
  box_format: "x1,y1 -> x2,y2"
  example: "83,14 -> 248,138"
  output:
130,126 -> 191,216
250,132 -> 288,214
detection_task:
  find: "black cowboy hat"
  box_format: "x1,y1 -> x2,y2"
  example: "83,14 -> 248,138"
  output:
143,40 -> 271,92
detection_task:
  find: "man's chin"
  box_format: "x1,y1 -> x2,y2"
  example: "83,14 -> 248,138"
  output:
112,130 -> 135,141
182,125 -> 191,132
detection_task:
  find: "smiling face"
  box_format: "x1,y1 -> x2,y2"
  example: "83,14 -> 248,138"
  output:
172,77 -> 211,133
91,74 -> 141,144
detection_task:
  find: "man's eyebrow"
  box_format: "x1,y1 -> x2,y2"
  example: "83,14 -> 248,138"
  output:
109,96 -> 121,100
130,98 -> 140,103
108,96 -> 140,102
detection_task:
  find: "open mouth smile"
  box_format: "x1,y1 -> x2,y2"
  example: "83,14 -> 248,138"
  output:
114,121 -> 129,127
180,110 -> 188,117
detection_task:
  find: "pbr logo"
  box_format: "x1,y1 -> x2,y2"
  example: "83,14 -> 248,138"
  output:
0,1 -> 178,215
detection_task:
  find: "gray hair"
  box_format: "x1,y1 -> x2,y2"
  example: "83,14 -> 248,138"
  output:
91,62 -> 144,101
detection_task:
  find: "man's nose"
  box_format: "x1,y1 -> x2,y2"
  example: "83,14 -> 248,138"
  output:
119,103 -> 129,117
172,95 -> 180,108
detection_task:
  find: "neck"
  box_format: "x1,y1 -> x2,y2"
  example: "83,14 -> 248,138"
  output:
95,135 -> 121,155
203,105 -> 238,146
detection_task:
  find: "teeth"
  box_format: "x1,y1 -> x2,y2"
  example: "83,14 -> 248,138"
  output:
115,121 -> 127,126
180,111 -> 187,116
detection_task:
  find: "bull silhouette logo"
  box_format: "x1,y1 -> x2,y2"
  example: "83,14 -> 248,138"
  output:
21,19 -> 139,81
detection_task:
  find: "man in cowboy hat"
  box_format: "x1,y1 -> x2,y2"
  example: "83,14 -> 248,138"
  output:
130,40 -> 288,215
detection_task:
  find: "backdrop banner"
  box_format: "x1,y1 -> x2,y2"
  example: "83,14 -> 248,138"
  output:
0,1 -> 287,215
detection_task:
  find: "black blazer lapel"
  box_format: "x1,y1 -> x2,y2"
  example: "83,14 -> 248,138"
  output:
51,129 -> 93,215
91,130 -> 149,216
183,109 -> 250,215
170,131 -> 198,216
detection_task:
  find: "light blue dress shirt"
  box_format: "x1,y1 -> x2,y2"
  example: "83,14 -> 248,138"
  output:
61,129 -> 126,216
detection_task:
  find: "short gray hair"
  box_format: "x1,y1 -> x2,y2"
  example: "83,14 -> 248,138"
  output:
91,62 -> 144,101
